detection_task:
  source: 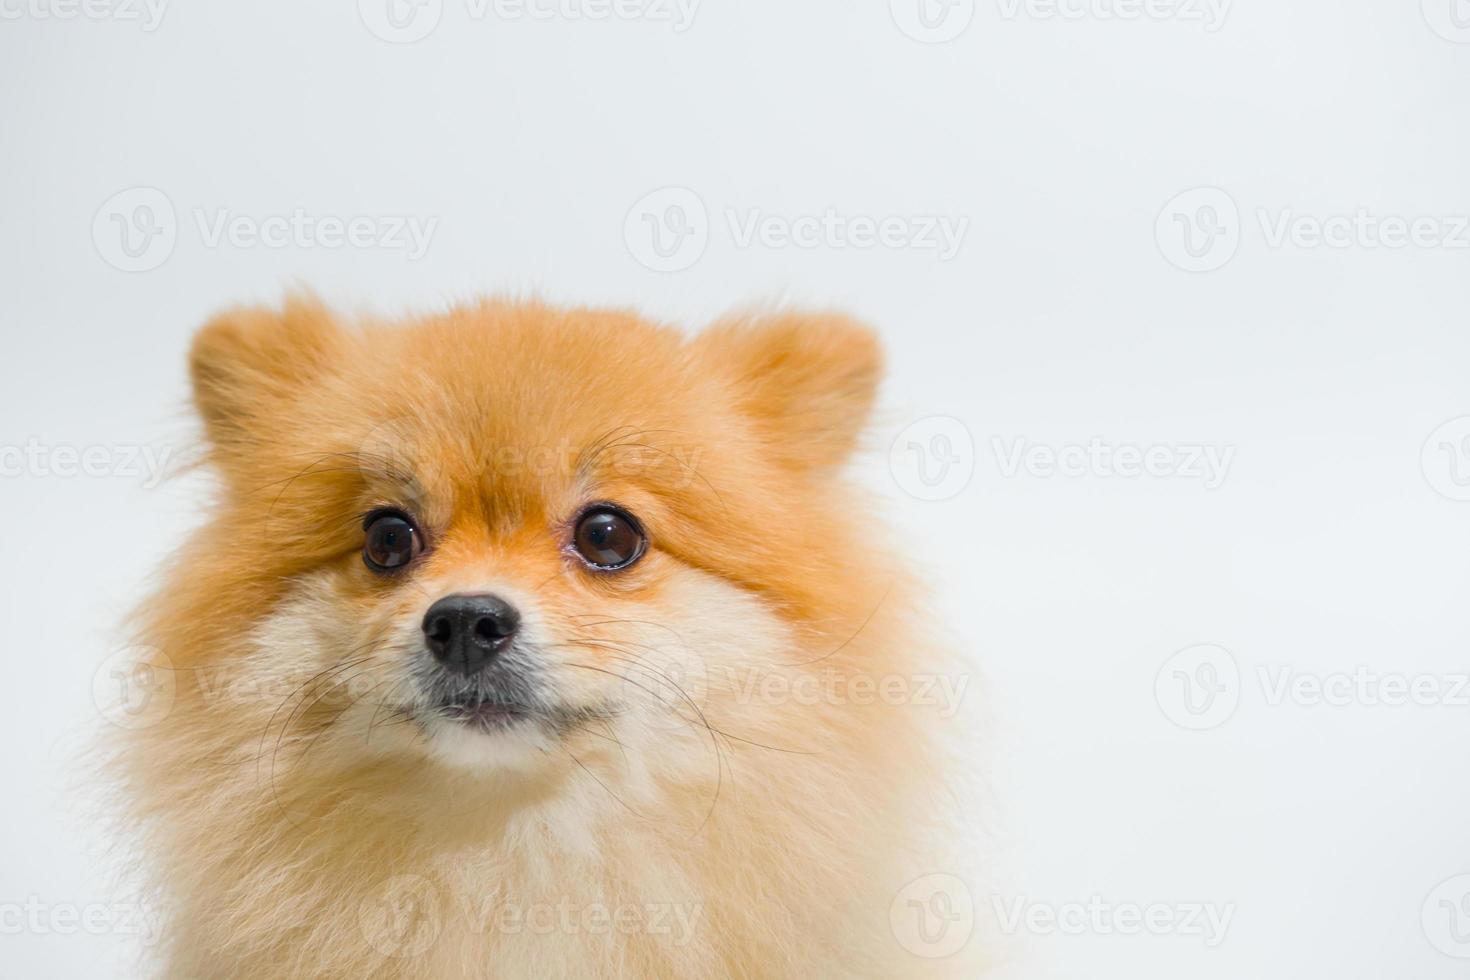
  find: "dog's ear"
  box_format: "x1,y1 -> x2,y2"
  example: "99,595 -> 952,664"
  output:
694,311 -> 883,471
189,297 -> 344,459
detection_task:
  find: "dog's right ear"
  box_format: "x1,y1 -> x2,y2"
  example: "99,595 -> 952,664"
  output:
189,298 -> 344,460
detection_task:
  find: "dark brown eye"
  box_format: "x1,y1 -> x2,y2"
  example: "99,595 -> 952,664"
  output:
363,510 -> 422,572
573,506 -> 646,570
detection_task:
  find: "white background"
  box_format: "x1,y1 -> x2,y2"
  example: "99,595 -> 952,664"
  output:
3,1 -> 1469,976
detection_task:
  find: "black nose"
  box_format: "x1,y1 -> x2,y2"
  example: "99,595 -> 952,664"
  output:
422,593 -> 521,676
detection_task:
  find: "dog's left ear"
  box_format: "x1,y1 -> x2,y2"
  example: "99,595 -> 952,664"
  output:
693,311 -> 883,471
189,297 -> 345,461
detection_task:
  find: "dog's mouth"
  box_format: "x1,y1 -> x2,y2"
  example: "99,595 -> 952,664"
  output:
435,696 -> 532,733
416,695 -> 620,736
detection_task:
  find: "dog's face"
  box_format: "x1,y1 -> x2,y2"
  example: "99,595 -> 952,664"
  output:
173,300 -> 884,785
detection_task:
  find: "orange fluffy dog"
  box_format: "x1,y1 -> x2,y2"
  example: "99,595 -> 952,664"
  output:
117,298 -> 954,977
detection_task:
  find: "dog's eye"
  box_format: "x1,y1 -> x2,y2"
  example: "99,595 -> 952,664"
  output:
363,510 -> 423,572
573,506 -> 646,570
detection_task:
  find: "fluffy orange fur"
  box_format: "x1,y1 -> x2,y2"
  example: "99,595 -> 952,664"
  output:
116,297 -> 958,978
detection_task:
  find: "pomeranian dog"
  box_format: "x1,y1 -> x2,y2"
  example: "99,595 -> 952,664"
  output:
115,297 -> 959,978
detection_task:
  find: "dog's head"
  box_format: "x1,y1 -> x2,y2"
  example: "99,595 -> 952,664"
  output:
164,298 -> 889,788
